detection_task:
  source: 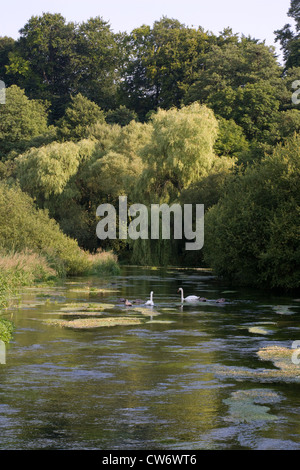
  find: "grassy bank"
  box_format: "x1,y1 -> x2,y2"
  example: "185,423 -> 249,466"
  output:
0,249 -> 120,342
0,249 -> 120,309
0,182 -> 120,343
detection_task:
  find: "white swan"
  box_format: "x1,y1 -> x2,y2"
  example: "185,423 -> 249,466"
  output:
178,288 -> 199,303
145,291 -> 154,306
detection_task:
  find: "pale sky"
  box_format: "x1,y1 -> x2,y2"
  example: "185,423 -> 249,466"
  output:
0,0 -> 293,62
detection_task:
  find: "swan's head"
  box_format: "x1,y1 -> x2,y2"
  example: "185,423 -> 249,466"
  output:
177,288 -> 183,293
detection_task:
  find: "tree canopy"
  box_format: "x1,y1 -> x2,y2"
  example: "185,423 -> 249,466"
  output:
0,3 -> 299,289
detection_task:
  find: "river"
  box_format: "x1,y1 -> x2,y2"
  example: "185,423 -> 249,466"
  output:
0,266 -> 300,450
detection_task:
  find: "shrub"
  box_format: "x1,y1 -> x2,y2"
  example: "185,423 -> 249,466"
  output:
204,134 -> 300,289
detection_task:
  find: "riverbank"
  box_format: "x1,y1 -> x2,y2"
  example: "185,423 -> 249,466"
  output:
0,249 -> 120,342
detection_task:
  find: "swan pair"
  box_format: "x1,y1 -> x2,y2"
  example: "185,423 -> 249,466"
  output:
128,289 -> 225,307
145,289 -> 201,306
145,289 -> 204,305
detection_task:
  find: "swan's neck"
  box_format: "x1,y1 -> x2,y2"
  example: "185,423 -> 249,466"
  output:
150,292 -> 153,301
180,289 -> 184,302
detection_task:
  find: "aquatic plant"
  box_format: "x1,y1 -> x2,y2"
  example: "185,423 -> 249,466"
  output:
0,318 -> 14,343
224,389 -> 281,423
45,316 -> 144,329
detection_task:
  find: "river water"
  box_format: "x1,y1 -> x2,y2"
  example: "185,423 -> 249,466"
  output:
0,266 -> 300,450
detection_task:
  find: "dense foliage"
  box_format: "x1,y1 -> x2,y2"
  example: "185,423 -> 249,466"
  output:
0,1 -> 299,290
204,134 -> 300,289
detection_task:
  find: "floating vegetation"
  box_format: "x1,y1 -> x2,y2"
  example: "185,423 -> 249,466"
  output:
45,317 -> 144,329
127,306 -> 160,317
36,293 -> 65,301
248,326 -> 273,335
12,300 -> 46,309
60,302 -> 114,312
147,320 -> 175,324
272,305 -> 295,315
214,345 -> 300,382
223,389 -> 281,423
69,287 -> 119,294
160,308 -> 179,312
58,310 -> 105,317
257,346 -> 300,376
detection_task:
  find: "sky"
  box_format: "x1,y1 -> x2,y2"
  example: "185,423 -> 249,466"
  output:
0,0 -> 293,62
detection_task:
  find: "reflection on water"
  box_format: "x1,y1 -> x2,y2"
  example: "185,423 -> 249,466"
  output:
0,265 -> 300,450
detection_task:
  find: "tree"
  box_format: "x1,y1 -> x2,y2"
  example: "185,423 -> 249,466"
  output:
57,93 -> 105,141
105,105 -> 138,126
186,40 -> 282,103
0,36 -> 15,84
16,141 -> 83,202
6,13 -> 76,119
214,117 -> 250,160
204,133 -> 300,289
129,103 -> 226,266
275,0 -> 300,68
185,40 -> 284,148
120,18 -> 216,120
136,103 -> 219,204
5,13 -> 121,120
0,85 -> 49,159
75,17 -> 121,110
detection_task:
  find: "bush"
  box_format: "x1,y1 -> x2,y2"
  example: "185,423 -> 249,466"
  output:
0,182 -> 95,276
204,134 -> 300,289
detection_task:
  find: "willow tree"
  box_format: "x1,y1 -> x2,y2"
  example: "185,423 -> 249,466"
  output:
15,139 -> 97,248
80,120 -> 152,251
131,102 -> 220,265
136,102 -> 219,204
16,140 -> 91,202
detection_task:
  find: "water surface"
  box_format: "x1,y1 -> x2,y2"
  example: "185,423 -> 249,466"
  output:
1,266 -> 300,450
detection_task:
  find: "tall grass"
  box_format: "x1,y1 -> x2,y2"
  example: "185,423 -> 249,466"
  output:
86,250 -> 120,276
0,249 -> 120,311
0,250 -> 57,309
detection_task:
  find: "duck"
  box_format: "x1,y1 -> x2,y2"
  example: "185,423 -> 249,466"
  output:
216,298 -> 226,303
145,291 -> 154,306
124,299 -> 133,307
177,288 -> 200,303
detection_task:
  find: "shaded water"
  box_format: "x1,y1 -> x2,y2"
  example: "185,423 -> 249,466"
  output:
0,266 -> 300,450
